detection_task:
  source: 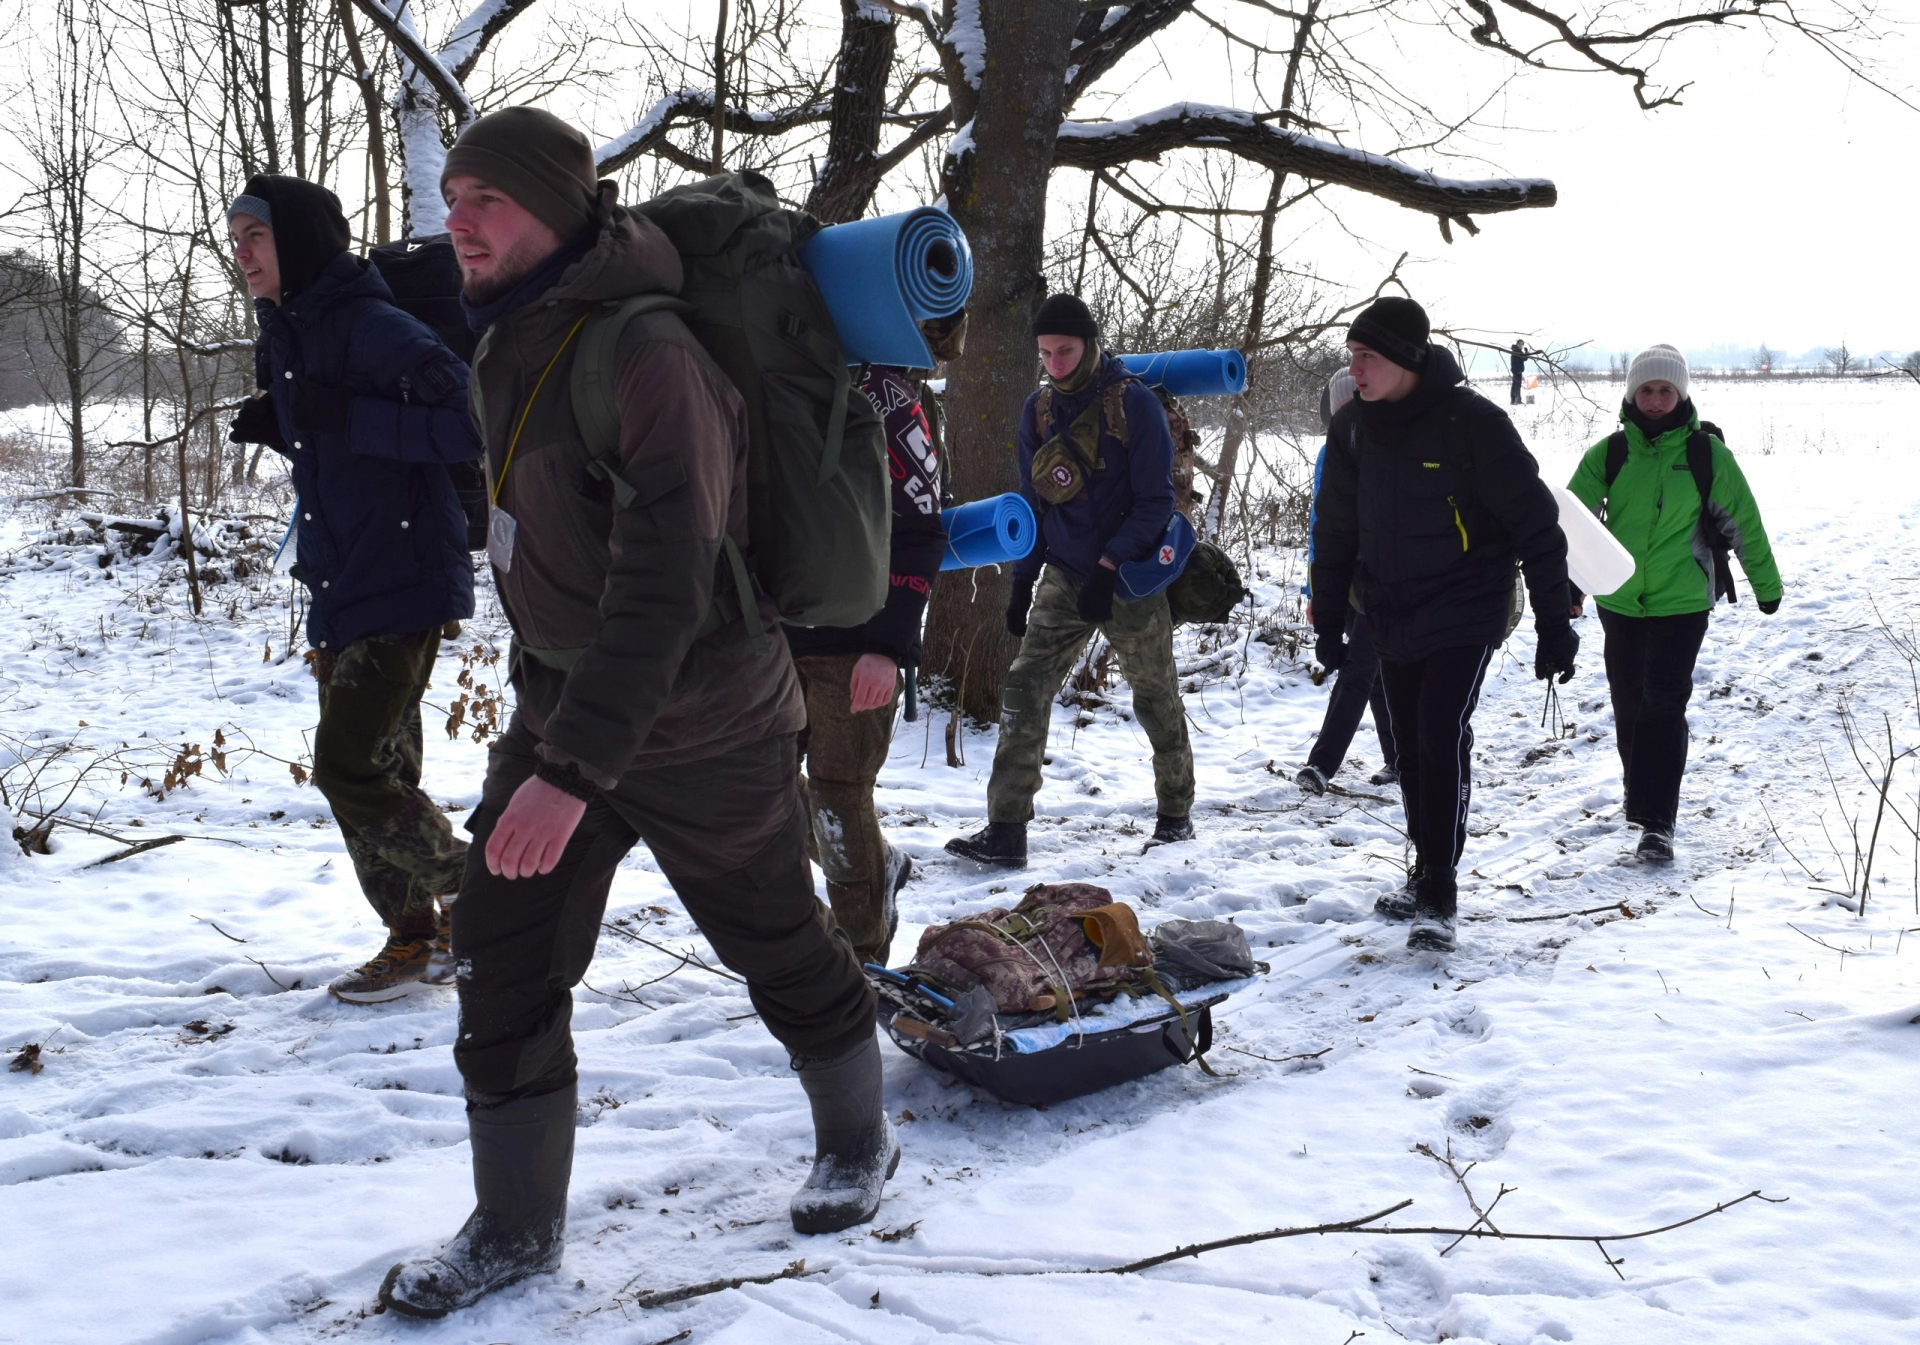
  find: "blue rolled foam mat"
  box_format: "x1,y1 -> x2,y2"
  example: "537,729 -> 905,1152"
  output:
801,208 -> 974,368
1116,349 -> 1248,398
941,493 -> 1037,571
1117,512 -> 1196,600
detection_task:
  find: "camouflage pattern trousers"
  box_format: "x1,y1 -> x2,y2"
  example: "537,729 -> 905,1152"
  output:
986,566 -> 1194,824
312,630 -> 469,937
795,654 -> 902,968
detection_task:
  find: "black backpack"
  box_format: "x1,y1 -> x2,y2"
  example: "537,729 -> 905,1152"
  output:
1603,422 -> 1737,604
368,235 -> 490,552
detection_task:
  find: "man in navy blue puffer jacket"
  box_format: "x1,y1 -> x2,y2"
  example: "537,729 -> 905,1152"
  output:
945,294 -> 1192,868
227,175 -> 484,1005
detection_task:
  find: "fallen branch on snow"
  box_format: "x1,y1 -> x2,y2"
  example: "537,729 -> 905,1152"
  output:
627,1192 -> 1784,1308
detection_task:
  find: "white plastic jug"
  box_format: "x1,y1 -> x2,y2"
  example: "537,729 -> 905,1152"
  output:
1550,483 -> 1636,598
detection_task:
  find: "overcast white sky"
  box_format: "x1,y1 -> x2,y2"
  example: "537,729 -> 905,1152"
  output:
1118,7 -> 1920,362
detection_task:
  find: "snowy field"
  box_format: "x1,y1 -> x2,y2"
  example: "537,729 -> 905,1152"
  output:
3,378 -> 1918,1344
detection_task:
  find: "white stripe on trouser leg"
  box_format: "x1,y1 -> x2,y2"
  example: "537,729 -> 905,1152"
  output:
1447,647 -> 1494,870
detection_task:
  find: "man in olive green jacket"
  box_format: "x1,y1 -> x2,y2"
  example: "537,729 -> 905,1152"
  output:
378,108 -> 887,1322
1566,343 -> 1781,862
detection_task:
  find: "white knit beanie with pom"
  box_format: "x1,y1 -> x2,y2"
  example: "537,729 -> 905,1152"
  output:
1626,344 -> 1690,401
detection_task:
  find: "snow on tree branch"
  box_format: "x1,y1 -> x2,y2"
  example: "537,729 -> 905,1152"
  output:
441,0 -> 542,83
349,1 -> 477,125
1053,103 -> 1557,222
596,91 -> 833,176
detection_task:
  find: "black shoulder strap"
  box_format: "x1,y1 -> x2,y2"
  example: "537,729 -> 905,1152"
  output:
1685,429 -> 1716,509
1604,432 -> 1628,486
1687,428 -> 1737,604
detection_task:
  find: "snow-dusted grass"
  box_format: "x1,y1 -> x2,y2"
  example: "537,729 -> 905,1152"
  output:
2,380 -> 1917,1343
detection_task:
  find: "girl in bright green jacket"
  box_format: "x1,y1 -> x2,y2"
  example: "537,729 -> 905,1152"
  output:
1566,344 -> 1782,863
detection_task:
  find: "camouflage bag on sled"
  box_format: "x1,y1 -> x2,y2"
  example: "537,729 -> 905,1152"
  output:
906,882 -> 1150,1015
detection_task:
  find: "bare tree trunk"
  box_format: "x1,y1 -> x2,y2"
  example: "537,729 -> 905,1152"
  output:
1204,0 -> 1316,539
337,0 -> 391,242
923,0 -> 1082,720
1204,171 -> 1285,538
257,1 -> 283,173
806,2 -> 896,224
710,0 -> 729,171
288,0 -> 309,178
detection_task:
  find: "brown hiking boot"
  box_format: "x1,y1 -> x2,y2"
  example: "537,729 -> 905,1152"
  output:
422,905 -> 456,986
328,929 -> 437,1004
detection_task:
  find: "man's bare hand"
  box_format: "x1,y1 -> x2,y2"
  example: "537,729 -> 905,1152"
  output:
848,653 -> 899,714
485,775 -> 588,880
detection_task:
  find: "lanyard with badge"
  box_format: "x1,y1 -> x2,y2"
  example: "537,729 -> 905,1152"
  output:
486,314 -> 589,572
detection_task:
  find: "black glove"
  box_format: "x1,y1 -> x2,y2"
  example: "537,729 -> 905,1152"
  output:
1758,597 -> 1781,615
1076,564 -> 1118,625
1005,576 -> 1036,640
1314,628 -> 1346,674
228,396 -> 284,448
1534,618 -> 1579,683
292,379 -> 354,435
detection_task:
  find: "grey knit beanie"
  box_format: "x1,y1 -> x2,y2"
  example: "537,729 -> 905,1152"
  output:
1626,344 -> 1690,401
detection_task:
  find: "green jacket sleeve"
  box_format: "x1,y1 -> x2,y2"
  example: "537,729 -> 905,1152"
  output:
1567,440 -> 1608,516
1707,440 -> 1782,603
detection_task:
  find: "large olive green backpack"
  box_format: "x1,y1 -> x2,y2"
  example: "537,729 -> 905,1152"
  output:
569,171 -> 891,638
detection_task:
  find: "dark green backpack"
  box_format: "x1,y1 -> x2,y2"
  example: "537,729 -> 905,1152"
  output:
1166,539 -> 1247,625
569,171 -> 891,633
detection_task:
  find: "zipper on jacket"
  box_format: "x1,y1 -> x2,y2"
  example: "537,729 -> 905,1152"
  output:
1447,496 -> 1469,551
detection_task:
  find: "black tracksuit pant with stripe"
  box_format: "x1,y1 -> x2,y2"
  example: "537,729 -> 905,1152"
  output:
1377,644 -> 1495,895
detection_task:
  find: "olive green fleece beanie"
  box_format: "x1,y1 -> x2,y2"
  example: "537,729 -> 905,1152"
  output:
441,106 -> 600,241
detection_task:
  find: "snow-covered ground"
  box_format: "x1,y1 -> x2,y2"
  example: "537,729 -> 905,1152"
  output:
3,379 -> 1918,1345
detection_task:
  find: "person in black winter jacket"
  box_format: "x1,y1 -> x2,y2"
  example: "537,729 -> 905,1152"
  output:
227,175 -> 485,1003
787,314 -> 960,966
1311,298 -> 1575,952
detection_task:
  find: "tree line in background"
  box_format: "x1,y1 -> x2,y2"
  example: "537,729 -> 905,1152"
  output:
0,0 -> 1905,712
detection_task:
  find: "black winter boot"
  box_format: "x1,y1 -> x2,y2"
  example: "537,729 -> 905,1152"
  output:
1636,826 -> 1675,863
944,821 -> 1027,868
1151,813 -> 1195,845
1374,863 -> 1421,922
791,1035 -> 899,1235
379,1085 -> 575,1319
1406,868 -> 1458,953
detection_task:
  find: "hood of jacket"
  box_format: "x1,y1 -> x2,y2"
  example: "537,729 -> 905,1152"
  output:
548,185 -> 685,305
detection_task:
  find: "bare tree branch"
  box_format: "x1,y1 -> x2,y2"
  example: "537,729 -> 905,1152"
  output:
1054,104 -> 1556,222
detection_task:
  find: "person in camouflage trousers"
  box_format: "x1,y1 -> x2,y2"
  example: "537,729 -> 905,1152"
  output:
983,567 -> 1193,830
947,294 -> 1193,868
226,176 -> 483,1003
311,634 -> 470,948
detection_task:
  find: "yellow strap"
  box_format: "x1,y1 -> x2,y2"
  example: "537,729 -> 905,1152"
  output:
490,314 -> 590,507
1448,497 -> 1470,551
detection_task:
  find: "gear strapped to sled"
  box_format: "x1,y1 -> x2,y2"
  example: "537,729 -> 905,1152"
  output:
866,883 -> 1265,1106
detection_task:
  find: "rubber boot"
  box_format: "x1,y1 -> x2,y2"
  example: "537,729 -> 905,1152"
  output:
944,821 -> 1027,868
1406,868 -> 1458,953
379,1085 -> 575,1319
791,1035 -> 899,1235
